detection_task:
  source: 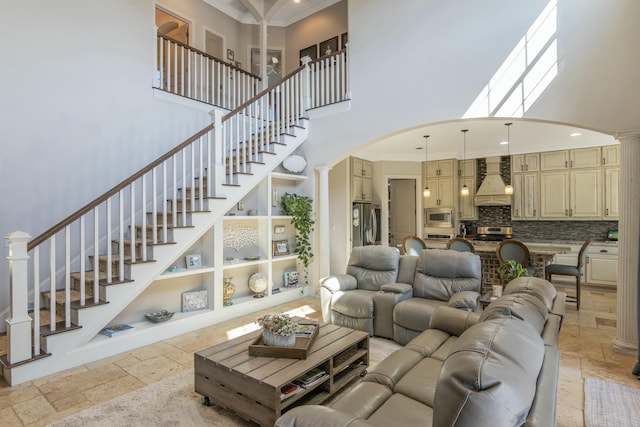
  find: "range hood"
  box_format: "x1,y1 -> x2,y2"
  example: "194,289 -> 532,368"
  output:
474,156 -> 512,206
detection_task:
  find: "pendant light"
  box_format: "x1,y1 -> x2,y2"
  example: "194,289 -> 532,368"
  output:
460,129 -> 469,197
423,135 -> 431,197
504,122 -> 514,195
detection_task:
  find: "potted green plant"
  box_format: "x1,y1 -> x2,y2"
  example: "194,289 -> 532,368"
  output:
280,192 -> 314,291
497,260 -> 528,283
256,313 -> 299,347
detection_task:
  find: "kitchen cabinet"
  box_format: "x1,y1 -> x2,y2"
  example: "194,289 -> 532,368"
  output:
601,145 -> 620,166
425,176 -> 454,208
511,172 -> 539,219
426,159 -> 455,178
539,169 -> 601,219
512,153 -> 539,172
458,159 -> 476,177
351,157 -> 373,202
604,167 -> 619,219
586,245 -> 618,287
541,147 -> 601,170
458,176 -> 477,220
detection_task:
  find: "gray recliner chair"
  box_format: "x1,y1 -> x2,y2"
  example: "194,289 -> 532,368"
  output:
320,246 -> 415,338
393,249 -> 482,344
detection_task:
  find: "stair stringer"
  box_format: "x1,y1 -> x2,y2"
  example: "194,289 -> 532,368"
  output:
4,124 -> 308,386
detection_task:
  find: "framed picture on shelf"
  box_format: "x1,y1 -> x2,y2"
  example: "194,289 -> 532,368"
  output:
340,32 -> 348,50
320,36 -> 338,57
227,49 -> 235,61
284,270 -> 299,287
299,44 -> 317,63
181,289 -> 208,312
272,239 -> 290,256
185,253 -> 202,269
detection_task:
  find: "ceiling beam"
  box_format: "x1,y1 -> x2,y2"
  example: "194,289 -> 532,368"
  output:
264,0 -> 290,22
239,0 -> 264,22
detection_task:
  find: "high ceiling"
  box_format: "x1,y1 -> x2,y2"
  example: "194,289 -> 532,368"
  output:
207,1 -> 618,162
206,0 -> 341,26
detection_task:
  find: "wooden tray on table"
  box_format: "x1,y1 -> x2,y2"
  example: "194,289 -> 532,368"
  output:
248,321 -> 319,359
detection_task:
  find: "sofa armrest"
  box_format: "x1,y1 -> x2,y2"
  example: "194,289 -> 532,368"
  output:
320,274 -> 358,293
380,282 -> 413,298
447,290 -> 480,311
373,284 -> 413,339
428,306 -> 480,337
275,405 -> 373,427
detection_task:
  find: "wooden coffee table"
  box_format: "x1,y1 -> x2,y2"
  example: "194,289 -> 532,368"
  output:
194,323 -> 369,426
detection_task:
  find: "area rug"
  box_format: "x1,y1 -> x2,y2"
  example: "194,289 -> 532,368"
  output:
584,377 -> 640,427
48,337 -> 402,427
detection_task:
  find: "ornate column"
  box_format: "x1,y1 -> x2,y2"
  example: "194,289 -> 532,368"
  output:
316,165 -> 331,282
613,132 -> 640,355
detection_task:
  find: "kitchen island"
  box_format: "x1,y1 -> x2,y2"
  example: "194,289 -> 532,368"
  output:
425,240 -> 571,293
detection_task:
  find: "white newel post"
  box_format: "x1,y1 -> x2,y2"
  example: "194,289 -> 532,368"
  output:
5,231 -> 33,364
613,131 -> 640,356
301,56 -> 312,112
210,110 -> 225,198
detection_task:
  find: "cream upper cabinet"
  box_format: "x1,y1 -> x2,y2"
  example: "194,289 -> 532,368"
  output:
570,169 -> 602,218
571,147 -> 601,169
458,159 -> 475,177
540,151 -> 570,170
424,176 -> 454,208
458,177 -> 477,220
352,157 -> 373,178
512,173 -> 539,219
512,153 -> 539,172
540,171 -> 570,218
604,167 -> 619,219
602,145 -> 620,166
540,169 -> 601,219
427,159 -> 455,177
540,148 -> 600,170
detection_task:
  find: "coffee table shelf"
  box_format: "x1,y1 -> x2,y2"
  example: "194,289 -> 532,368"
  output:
194,323 -> 369,427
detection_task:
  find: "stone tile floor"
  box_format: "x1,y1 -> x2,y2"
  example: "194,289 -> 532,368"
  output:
0,287 -> 638,426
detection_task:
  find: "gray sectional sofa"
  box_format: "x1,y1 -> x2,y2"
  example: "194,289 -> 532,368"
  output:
319,246 -> 482,344
276,276 -> 566,427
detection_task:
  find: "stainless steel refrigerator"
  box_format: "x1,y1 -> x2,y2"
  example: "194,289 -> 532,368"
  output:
352,203 -> 381,247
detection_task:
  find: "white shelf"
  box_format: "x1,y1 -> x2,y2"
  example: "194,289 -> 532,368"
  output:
223,258 -> 269,270
271,172 -> 308,182
223,215 -> 267,220
156,266 -> 215,281
272,254 -> 298,263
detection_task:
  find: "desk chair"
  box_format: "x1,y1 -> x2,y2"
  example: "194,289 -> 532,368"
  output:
496,239 -> 536,277
545,239 -> 592,310
402,235 -> 426,256
446,237 -> 475,253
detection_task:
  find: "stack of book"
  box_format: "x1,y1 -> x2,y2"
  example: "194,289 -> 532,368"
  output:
293,368 -> 328,389
280,383 -> 305,401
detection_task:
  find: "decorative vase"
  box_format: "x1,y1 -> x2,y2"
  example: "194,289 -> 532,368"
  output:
262,330 -> 296,347
223,277 -> 236,306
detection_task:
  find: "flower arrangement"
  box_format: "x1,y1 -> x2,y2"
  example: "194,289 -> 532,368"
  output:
256,313 -> 298,336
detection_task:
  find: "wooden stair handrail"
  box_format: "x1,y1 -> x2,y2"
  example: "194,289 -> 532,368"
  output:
157,33 -> 261,80
27,124 -> 213,251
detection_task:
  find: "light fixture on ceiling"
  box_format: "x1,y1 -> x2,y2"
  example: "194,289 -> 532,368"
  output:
504,122 -> 514,195
460,129 -> 469,197
423,135 -> 431,197
293,0 -> 302,3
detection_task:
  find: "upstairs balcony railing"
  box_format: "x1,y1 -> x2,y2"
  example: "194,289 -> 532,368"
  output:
156,34 -> 261,109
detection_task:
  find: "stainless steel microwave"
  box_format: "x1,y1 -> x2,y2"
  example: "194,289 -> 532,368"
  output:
425,208 -> 454,228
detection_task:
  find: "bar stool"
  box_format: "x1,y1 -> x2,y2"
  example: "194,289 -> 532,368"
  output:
446,237 -> 475,253
496,239 -> 536,277
402,235 -> 426,255
545,239 -> 592,310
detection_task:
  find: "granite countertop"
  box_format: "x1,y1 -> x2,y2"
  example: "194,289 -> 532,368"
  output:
424,240 -> 571,255
424,237 -> 618,247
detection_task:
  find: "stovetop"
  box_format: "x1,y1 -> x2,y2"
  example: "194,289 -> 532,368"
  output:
474,226 -> 512,242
